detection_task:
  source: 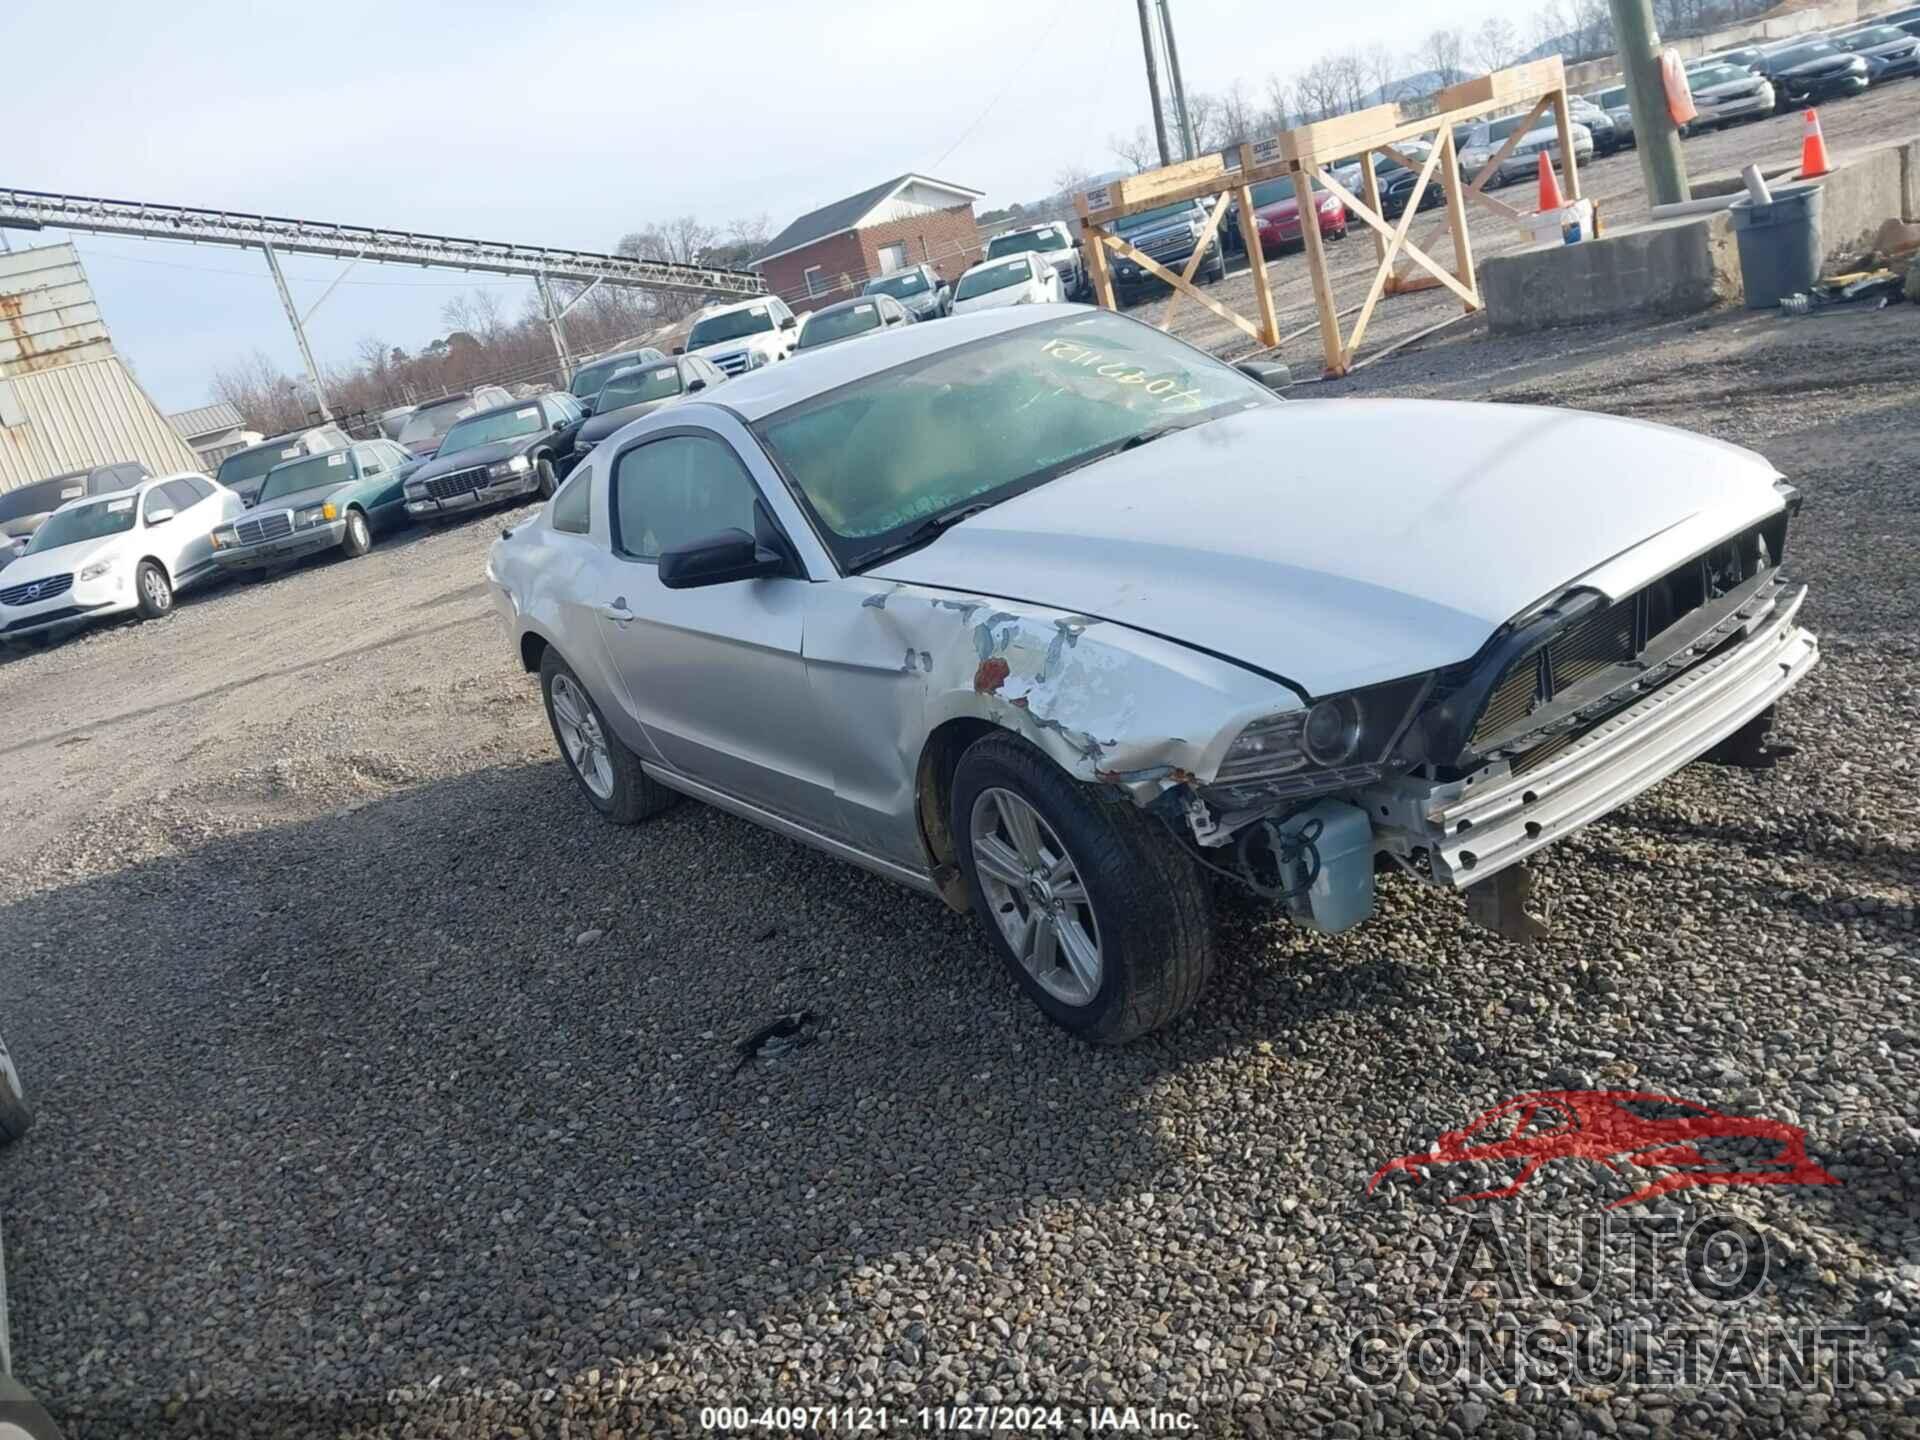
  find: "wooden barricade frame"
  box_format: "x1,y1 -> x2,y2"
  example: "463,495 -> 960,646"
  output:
1075,58 -> 1579,379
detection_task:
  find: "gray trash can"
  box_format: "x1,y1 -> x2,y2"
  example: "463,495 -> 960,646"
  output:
1729,182 -> 1824,311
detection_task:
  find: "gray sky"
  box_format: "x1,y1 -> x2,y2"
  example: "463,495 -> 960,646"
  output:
10,0 -> 1539,412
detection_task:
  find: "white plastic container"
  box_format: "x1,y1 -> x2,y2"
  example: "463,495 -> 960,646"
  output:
1521,196 -> 1595,249
1276,800 -> 1376,935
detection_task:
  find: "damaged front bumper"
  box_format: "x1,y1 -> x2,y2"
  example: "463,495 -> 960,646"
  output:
1364,586 -> 1817,888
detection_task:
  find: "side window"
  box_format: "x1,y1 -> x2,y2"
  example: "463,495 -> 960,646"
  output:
550,470 -> 591,535
141,487 -> 172,522
612,434 -> 762,562
178,475 -> 217,502
162,479 -> 202,511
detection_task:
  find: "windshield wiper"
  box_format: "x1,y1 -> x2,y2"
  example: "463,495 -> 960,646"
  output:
847,501 -> 999,572
1047,423 -> 1191,483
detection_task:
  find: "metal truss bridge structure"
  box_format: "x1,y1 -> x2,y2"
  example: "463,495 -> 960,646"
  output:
0,187 -> 767,418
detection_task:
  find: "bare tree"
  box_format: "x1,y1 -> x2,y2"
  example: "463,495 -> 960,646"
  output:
619,216 -> 721,266
1416,27 -> 1468,89
1472,16 -> 1522,74
1262,72 -> 1296,133
1360,43 -> 1400,105
1108,125 -> 1162,171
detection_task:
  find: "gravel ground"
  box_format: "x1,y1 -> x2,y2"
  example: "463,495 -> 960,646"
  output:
1129,78 -> 1920,375
0,299 -> 1917,1434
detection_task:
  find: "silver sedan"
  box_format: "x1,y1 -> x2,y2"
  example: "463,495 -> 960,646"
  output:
488,307 -> 1815,1042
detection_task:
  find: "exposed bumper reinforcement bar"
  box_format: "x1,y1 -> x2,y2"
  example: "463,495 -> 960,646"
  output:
1367,586 -> 1816,889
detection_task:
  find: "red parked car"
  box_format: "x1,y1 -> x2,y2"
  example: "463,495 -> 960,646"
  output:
1238,174 -> 1348,254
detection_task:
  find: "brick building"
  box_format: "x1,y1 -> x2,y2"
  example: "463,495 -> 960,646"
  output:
752,174 -> 984,309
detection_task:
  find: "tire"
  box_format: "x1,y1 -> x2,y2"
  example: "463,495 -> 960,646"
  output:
538,648 -> 676,825
1207,250 -> 1227,284
0,1033 -> 33,1146
134,559 -> 173,620
951,732 -> 1214,1044
340,508 -> 373,558
535,457 -> 558,501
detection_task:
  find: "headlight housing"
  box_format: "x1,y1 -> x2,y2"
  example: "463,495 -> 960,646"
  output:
210,527 -> 238,549
487,456 -> 532,479
295,504 -> 336,528
78,558 -> 115,581
1210,677 -> 1432,810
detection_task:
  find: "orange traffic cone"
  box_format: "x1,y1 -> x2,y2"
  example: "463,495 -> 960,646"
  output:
1536,152 -> 1565,212
1798,108 -> 1832,179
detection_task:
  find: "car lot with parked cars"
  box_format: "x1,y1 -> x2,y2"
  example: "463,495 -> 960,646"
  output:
0,293 -> 1914,1436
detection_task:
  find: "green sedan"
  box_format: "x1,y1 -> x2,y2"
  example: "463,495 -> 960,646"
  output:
211,439 -> 419,574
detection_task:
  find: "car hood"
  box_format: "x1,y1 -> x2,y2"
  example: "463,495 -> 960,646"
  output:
0,534 -> 124,588
950,287 -> 1031,314
1695,76 -> 1766,95
1254,198 -> 1303,222
868,401 -> 1787,695
691,331 -> 780,360
577,396 -> 683,445
1776,54 -> 1862,75
410,437 -> 536,481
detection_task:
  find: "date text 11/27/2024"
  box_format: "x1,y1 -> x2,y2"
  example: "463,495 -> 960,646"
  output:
699,1405 -> 1198,1432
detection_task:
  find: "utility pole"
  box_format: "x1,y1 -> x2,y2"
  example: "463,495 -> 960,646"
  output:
262,240 -> 332,421
1135,0 -> 1172,168
1158,0 -> 1198,162
1609,0 -> 1688,206
535,273 -> 576,387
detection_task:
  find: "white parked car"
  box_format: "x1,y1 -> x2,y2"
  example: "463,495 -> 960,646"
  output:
682,296 -> 800,377
486,307 -> 1815,1043
1461,113 -> 1595,187
0,473 -> 241,646
984,222 -> 1086,299
1683,62 -> 1778,126
949,253 -> 1065,315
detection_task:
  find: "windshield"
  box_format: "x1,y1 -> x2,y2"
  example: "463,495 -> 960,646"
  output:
1846,26 -> 1902,42
219,441 -> 310,489
397,401 -> 474,448
1774,41 -> 1838,63
1596,87 -> 1628,107
1248,176 -> 1297,207
800,303 -> 885,348
689,305 -> 776,347
0,473 -> 89,526
1689,64 -> 1749,85
572,350 -> 663,399
865,271 -> 930,298
753,311 -> 1270,567
1114,201 -> 1197,234
25,495 -> 138,554
439,404 -> 546,455
595,365 -> 683,409
1485,114 -> 1531,141
954,260 -> 1031,301
258,451 -> 353,505
987,230 -> 1069,258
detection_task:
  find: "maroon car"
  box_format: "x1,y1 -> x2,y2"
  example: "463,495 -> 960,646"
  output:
1242,174 -> 1348,254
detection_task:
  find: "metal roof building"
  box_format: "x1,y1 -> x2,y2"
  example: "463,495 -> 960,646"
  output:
0,243 -> 200,491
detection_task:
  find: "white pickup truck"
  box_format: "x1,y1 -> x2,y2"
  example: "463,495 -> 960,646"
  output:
679,296 -> 800,377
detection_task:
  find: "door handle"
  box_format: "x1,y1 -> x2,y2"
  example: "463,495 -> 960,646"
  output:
597,598 -> 635,624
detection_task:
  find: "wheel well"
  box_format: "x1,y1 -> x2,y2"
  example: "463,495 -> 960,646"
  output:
520,631 -> 549,674
139,556 -> 171,582
914,717 -> 998,912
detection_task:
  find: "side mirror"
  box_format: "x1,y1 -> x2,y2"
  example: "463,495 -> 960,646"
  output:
671,345 -> 685,355
686,377 -> 707,392
1235,359 -> 1293,393
658,527 -> 784,589
146,506 -> 176,525
779,315 -> 797,331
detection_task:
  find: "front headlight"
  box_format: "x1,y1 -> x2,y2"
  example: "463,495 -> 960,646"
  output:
295,505 -> 334,527
78,558 -> 115,582
487,456 -> 532,479
210,527 -> 238,549
1212,678 -> 1432,809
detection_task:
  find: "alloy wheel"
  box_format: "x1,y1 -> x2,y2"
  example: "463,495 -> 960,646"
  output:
550,672 -> 614,800
969,787 -> 1103,1006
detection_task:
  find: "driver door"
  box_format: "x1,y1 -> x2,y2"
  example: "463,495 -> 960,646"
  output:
589,429 -> 839,834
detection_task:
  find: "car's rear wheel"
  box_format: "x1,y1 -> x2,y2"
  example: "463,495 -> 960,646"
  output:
951,733 -> 1214,1043
535,458 -> 558,500
539,649 -> 676,824
134,560 -> 172,620
340,508 -> 373,558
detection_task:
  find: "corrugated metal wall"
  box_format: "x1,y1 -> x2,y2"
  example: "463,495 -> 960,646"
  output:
0,243 -> 203,490
0,358 -> 201,490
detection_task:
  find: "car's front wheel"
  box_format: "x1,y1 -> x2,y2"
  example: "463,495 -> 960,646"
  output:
535,457 -> 558,500
340,508 -> 373,558
134,560 -> 173,620
952,733 -> 1215,1043
539,648 -> 676,824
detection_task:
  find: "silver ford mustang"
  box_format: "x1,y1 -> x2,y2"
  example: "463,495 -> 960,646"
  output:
487,306 -> 1816,1042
